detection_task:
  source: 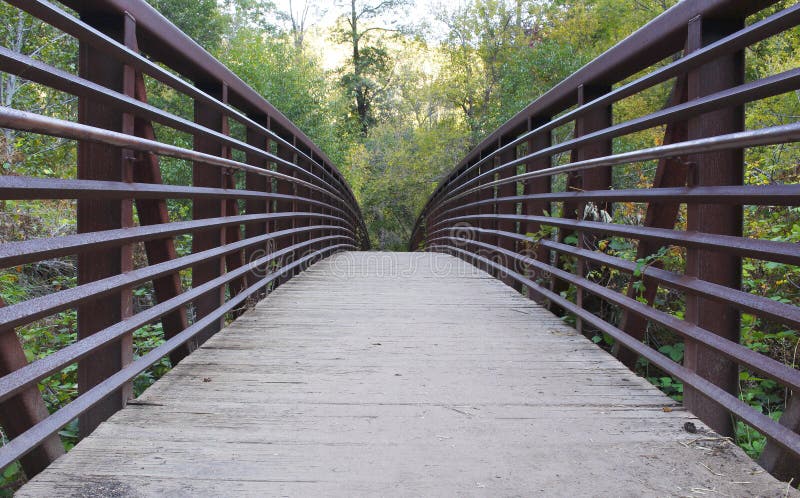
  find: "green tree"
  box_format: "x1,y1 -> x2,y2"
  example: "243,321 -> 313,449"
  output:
435,0 -> 537,144
0,4 -> 76,179
332,0 -> 410,136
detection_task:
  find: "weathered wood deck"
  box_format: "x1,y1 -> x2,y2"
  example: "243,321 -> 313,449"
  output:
18,252 -> 794,496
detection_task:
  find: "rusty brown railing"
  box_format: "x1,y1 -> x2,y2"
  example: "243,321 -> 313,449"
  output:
411,0 -> 800,482
0,0 -> 368,478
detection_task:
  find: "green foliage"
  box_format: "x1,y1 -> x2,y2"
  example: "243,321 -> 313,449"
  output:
145,0 -> 229,52
132,323 -> 172,396
0,5 -> 76,180
647,375 -> 683,402
348,114 -> 469,248
0,461 -> 23,497
331,0 -> 411,135
218,26 -> 354,166
435,0 -> 535,143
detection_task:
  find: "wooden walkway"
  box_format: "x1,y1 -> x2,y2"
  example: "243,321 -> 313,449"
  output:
19,252 -> 793,496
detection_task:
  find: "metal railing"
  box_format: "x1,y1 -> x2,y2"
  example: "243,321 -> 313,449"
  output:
411,0 -> 800,482
0,0 -> 368,478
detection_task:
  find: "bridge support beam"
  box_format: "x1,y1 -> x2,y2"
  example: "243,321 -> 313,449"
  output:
477,152 -> 496,275
76,10 -> 134,438
125,20 -> 192,366
296,147 -> 313,257
575,85 -> 612,337
463,162 -> 481,250
221,107 -> 248,313
192,83 -> 228,346
683,15 -> 745,438
552,85 -> 612,331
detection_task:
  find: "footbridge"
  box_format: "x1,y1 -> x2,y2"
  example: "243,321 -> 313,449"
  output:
0,0 -> 799,495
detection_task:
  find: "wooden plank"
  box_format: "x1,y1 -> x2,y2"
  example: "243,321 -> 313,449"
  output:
18,253 -> 796,496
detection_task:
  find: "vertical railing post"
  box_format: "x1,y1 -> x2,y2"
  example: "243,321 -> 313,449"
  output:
221,109 -> 247,309
496,136 -> 517,286
760,398 -> 800,481
76,10 -> 134,438
296,148 -> 312,258
327,164 -> 338,248
274,133 -> 295,282
245,116 -> 270,294
191,82 -> 227,346
289,138 -> 300,275
310,157 -> 322,252
478,149 -> 496,274
326,165 -> 335,248
522,116 -> 552,303
572,84 -> 612,335
683,14 -> 745,437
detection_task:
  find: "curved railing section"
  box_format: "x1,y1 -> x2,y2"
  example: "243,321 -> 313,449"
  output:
0,0 -> 368,477
411,0 -> 800,481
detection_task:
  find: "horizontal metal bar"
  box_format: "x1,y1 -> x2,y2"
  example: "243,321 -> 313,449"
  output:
0,47 -> 345,198
0,225 -> 351,332
444,69 -> 800,202
433,213 -> 800,266
0,176 -> 349,216
430,243 -> 800,460
425,0 -> 780,205
428,224 -> 800,331
435,184 -> 800,219
0,235 -> 351,405
0,108 -> 360,220
538,238 -> 800,330
435,122 -> 800,211
430,4 -> 800,199
0,212 -> 348,268
5,0 -> 356,203
0,242 -> 353,472
431,237 -> 800,400
0,108 -> 310,190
